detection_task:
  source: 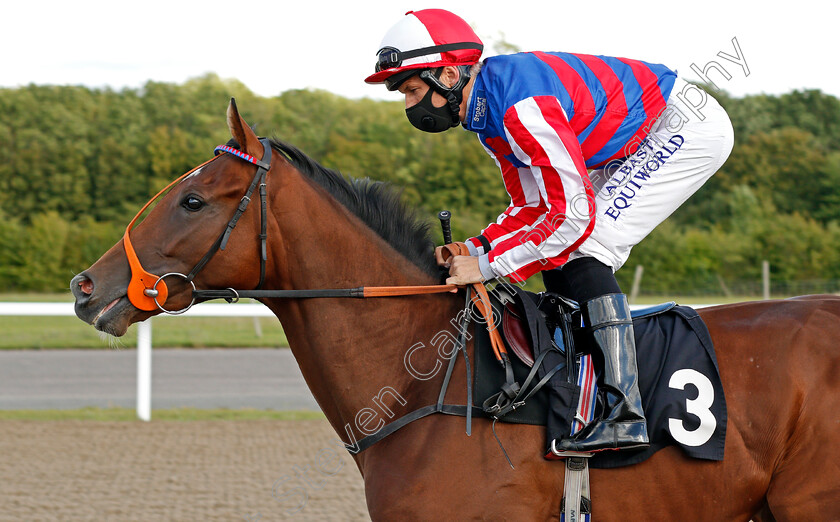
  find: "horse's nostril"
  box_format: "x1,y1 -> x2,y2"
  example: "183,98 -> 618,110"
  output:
79,278 -> 94,295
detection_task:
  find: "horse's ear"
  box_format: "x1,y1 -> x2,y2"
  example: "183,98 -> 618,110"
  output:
226,98 -> 264,159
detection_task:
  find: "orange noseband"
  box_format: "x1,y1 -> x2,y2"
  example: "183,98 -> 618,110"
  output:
123,156 -> 220,311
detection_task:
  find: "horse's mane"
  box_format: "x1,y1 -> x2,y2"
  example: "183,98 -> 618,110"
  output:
267,138 -> 439,277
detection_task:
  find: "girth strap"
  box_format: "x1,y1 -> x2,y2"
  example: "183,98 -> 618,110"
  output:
562,457 -> 592,522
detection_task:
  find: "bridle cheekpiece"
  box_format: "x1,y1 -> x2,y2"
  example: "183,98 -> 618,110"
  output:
123,139 -> 272,315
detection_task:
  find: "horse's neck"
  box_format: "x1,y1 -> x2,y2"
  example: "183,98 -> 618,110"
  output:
260,170 -> 459,448
265,168 -> 434,292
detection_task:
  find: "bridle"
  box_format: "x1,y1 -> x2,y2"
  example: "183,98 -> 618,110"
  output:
123,138 -> 272,314
122,138 -> 515,454
123,139 -> 459,315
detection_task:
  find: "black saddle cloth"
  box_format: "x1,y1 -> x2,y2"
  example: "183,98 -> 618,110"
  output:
473,290 -> 727,469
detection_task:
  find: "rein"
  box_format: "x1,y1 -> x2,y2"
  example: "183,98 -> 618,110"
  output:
193,285 -> 459,301
122,139 -> 458,315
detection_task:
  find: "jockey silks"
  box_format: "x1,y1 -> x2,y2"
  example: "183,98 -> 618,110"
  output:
461,53 -> 732,279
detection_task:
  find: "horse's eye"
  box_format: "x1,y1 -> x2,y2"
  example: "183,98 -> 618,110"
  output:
181,195 -> 204,212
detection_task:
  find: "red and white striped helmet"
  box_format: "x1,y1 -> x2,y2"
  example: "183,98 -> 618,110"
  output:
365,9 -> 483,90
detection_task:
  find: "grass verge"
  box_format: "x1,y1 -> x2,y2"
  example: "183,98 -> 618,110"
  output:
0,293 -> 287,349
0,407 -> 326,421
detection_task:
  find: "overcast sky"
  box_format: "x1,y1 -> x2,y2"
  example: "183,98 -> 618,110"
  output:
3,0 -> 835,102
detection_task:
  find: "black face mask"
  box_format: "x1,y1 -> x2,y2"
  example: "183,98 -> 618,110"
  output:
405,85 -> 459,133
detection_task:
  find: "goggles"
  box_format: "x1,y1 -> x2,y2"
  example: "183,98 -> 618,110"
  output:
376,47 -> 403,72
374,42 -> 484,72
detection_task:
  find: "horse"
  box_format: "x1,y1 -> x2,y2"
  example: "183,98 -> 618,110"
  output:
71,100 -> 840,521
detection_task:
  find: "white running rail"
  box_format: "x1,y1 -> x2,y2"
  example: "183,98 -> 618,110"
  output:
0,302 -> 273,421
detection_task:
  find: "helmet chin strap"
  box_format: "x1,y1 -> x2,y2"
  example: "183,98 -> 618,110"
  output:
418,65 -> 472,126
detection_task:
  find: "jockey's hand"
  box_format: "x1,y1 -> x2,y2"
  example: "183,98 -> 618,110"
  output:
435,242 -> 470,267
445,255 -> 484,288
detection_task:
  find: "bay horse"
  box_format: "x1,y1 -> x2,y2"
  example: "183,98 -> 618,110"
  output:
71,100 -> 840,521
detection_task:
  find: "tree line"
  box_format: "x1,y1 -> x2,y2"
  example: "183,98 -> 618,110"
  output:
1,74 -> 838,295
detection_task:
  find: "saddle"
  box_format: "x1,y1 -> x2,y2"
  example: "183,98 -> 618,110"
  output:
475,287 -> 727,521
499,287 -> 677,370
474,284 -> 727,469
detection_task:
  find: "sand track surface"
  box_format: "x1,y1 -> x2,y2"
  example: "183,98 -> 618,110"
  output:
0,419 -> 369,521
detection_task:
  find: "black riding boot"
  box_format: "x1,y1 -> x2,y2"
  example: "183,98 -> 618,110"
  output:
552,293 -> 649,453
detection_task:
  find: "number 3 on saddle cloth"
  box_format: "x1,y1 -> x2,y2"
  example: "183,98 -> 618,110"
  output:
474,286 -> 727,469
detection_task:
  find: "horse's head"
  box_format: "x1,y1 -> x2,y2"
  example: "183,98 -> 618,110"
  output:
71,100 -> 273,336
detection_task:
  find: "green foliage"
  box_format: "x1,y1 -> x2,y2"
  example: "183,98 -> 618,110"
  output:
1,76 -> 839,294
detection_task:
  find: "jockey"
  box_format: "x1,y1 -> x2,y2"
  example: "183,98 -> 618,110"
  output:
365,9 -> 734,455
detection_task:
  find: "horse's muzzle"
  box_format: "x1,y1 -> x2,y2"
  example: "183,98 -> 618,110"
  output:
70,273 -> 93,309
70,272 -> 125,328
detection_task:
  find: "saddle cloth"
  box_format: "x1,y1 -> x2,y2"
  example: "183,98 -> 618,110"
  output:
474,290 -> 727,469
